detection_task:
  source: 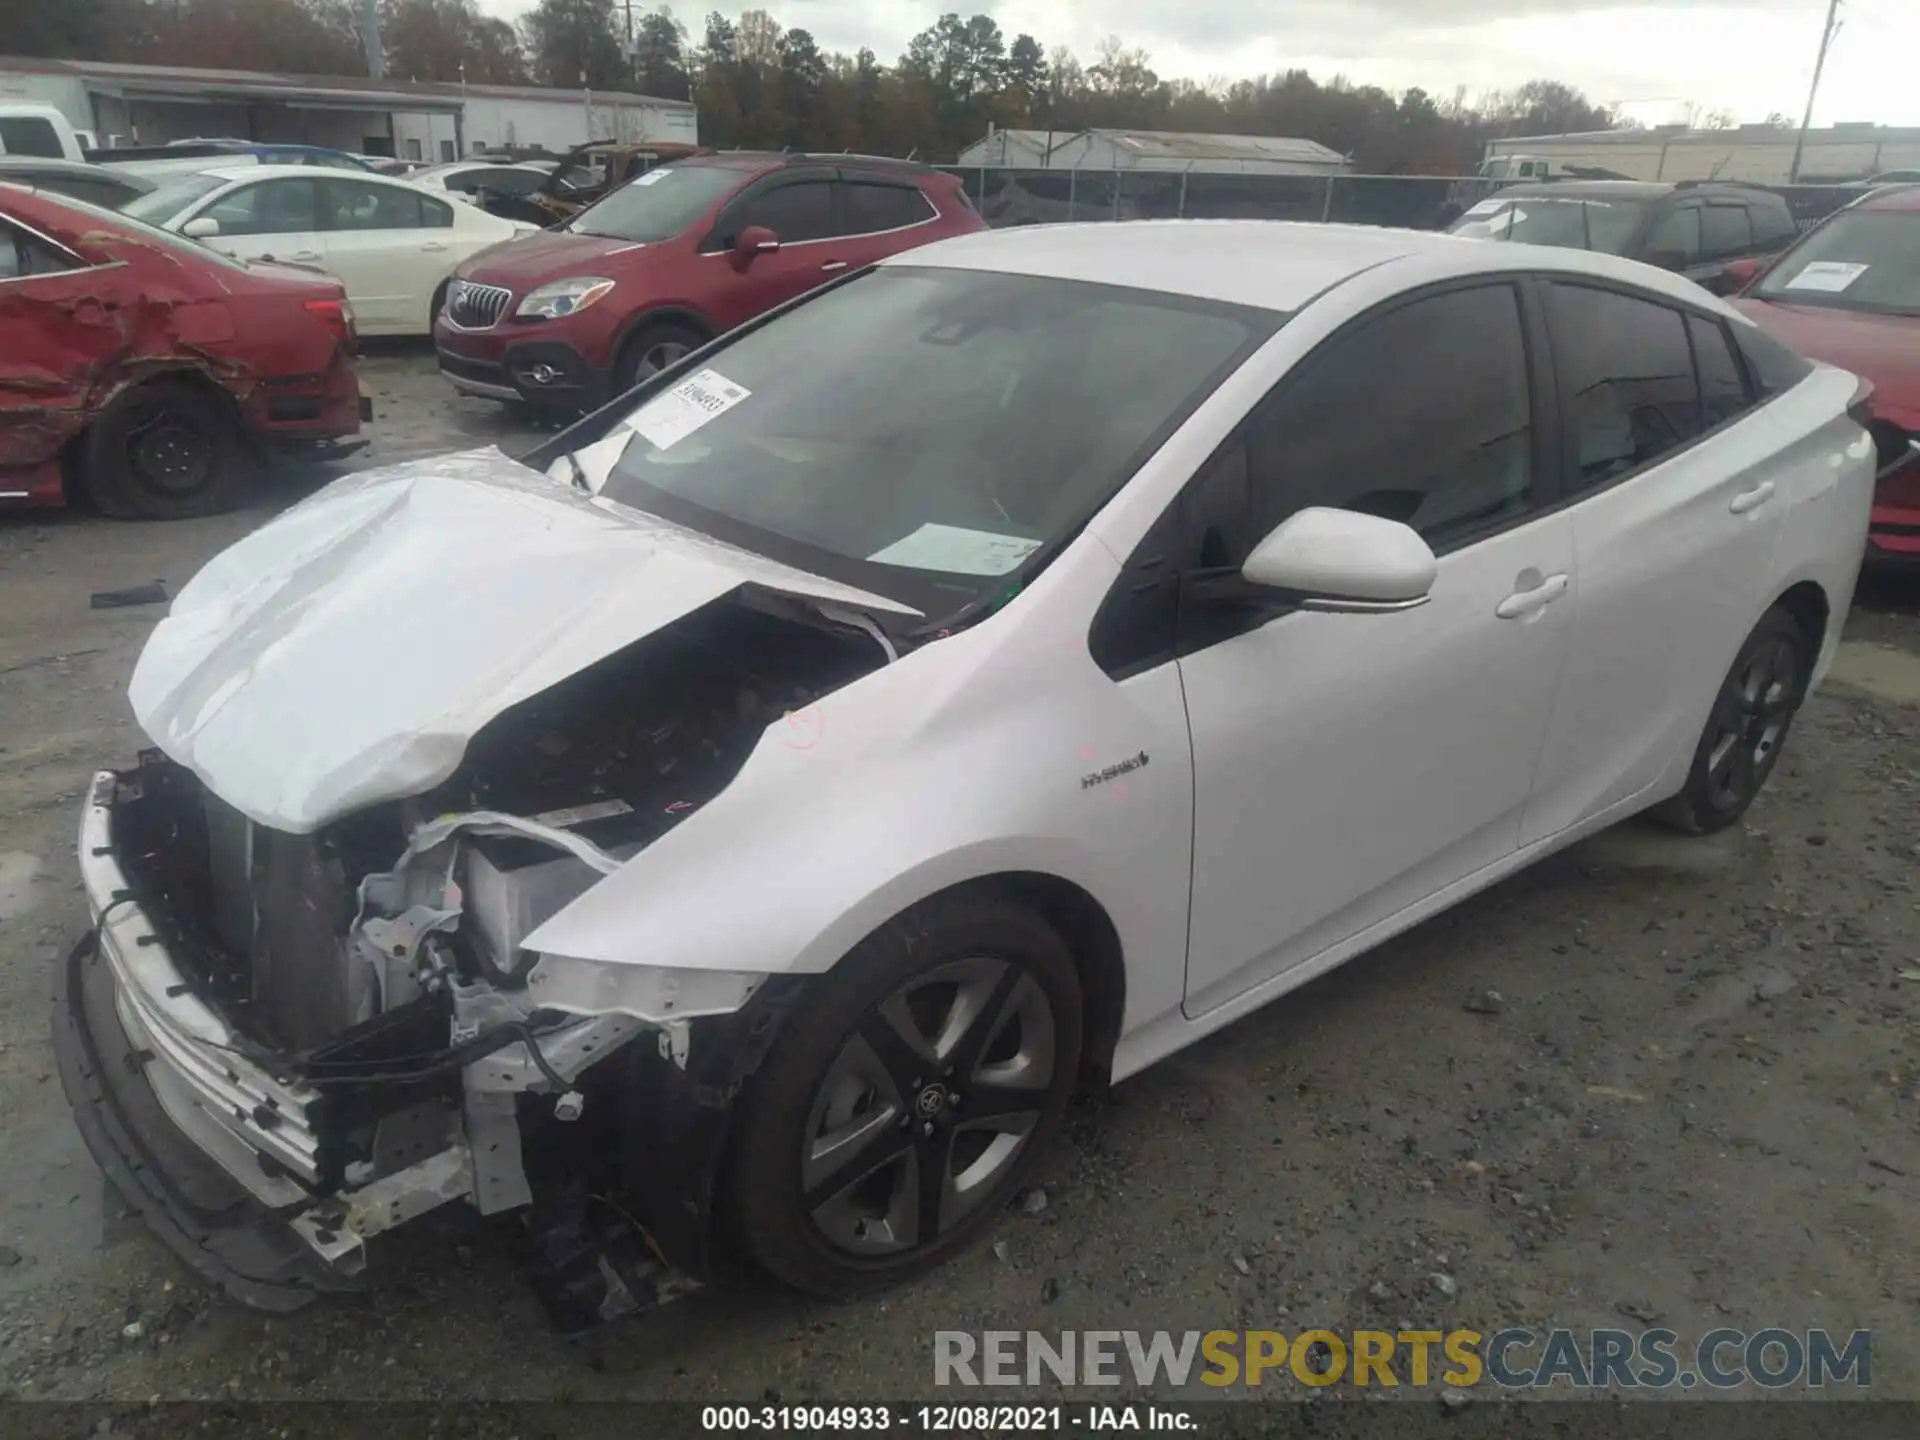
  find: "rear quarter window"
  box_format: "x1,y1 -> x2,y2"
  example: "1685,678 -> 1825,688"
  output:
1730,318 -> 1815,398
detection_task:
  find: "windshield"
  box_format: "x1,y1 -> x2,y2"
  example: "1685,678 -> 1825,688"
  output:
566,163 -> 744,241
585,266 -> 1276,617
1450,196 -> 1648,254
1753,209 -> 1920,315
121,171 -> 228,224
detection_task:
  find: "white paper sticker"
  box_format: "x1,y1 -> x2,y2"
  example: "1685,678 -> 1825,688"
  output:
1463,199 -> 1506,217
1783,260 -> 1869,293
629,368 -> 751,451
634,167 -> 674,185
867,523 -> 1041,576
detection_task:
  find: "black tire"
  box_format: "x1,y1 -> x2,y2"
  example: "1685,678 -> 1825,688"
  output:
82,379 -> 244,520
1653,606 -> 1810,835
724,890 -> 1083,1296
613,319 -> 706,397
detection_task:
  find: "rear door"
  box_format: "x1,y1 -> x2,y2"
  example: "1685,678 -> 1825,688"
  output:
829,175 -> 941,267
318,177 -> 453,334
1520,282 -> 1787,843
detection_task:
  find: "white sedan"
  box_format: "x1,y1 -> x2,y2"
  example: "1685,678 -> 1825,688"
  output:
62,222 -> 1873,1315
121,164 -> 535,335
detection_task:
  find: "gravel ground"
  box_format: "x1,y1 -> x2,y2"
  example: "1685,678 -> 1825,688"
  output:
1,350 -> 1917,1402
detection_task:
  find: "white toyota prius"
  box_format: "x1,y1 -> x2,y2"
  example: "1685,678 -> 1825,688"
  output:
59,221 -> 1874,1325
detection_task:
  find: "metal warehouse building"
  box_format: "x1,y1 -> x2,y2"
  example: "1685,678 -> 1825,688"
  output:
0,56 -> 697,161
957,126 -> 1351,175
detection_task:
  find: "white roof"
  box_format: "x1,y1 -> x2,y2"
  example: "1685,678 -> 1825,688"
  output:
887,221 -> 1461,312
885,218 -> 1745,318
189,163 -> 420,186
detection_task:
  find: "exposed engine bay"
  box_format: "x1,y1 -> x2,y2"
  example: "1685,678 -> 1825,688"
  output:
82,592 -> 886,1329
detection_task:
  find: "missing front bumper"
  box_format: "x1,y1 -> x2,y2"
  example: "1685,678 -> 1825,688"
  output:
53,930 -> 358,1311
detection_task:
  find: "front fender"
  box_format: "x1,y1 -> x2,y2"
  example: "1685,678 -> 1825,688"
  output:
520,558 -> 1195,1038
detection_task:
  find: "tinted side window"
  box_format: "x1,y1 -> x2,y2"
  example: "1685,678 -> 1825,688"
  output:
1701,204 -> 1752,258
734,180 -> 834,243
1642,205 -> 1701,264
1549,284 -> 1702,489
1688,314 -> 1752,428
839,180 -> 934,234
0,223 -> 76,279
0,117 -> 65,158
1731,318 -> 1814,398
1238,285 -> 1534,554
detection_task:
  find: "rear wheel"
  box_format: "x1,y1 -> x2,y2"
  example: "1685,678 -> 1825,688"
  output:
725,892 -> 1082,1296
1653,606 -> 1809,834
613,320 -> 706,397
81,380 -> 244,520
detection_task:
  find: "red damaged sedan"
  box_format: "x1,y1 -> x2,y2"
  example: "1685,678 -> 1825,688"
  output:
1,182 -> 368,520
1730,183 -> 1920,567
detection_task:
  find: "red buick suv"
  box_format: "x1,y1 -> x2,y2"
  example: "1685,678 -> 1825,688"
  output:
434,151 -> 985,410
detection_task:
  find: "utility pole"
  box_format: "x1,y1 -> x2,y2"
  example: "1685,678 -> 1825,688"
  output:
1788,0 -> 1842,183
360,0 -> 383,79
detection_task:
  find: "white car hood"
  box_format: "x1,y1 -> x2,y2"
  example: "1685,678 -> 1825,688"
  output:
129,448 -> 917,834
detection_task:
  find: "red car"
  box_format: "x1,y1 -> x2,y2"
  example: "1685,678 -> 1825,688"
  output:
435,152 -> 984,411
1729,183 -> 1920,566
1,182 -> 366,519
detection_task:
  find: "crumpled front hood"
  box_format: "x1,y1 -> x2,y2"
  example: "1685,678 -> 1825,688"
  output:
129,448 -> 916,835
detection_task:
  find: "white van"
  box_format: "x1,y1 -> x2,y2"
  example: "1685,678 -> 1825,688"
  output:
0,103 -> 85,162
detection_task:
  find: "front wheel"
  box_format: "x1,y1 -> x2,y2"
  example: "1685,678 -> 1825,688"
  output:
613,320 -> 706,397
724,892 -> 1083,1296
1654,606 -> 1809,834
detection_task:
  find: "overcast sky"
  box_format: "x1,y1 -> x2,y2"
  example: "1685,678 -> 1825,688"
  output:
487,0 -> 1919,126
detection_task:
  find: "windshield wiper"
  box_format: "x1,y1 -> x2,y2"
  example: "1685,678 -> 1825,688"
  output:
559,451 -> 590,493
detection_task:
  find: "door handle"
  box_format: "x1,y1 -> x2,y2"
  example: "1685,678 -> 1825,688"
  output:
1730,480 -> 1776,514
1495,572 -> 1569,619
820,260 -> 848,272
421,241 -> 449,252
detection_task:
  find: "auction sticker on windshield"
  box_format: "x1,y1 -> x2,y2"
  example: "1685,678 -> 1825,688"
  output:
868,523 -> 1041,576
634,168 -> 674,186
631,368 -> 751,451
1783,261 -> 1869,293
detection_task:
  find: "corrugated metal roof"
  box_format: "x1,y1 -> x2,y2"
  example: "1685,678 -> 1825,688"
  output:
0,54 -> 694,112
1093,129 -> 1347,164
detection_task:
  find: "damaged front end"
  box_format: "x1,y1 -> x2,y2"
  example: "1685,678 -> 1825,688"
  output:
56,596 -> 884,1332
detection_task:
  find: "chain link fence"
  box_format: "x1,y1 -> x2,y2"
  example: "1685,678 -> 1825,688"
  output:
938,167 -> 1865,236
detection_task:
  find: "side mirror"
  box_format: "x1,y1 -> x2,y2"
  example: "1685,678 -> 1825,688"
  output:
1719,256 -> 1762,293
1241,507 -> 1437,612
181,216 -> 221,239
731,224 -> 779,268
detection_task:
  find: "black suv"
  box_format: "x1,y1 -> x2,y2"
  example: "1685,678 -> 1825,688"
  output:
1447,180 -> 1800,295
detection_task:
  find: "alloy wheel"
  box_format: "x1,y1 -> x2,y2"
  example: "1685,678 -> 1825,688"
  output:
638,340 -> 690,379
800,956 -> 1057,1257
1704,632 -> 1799,812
